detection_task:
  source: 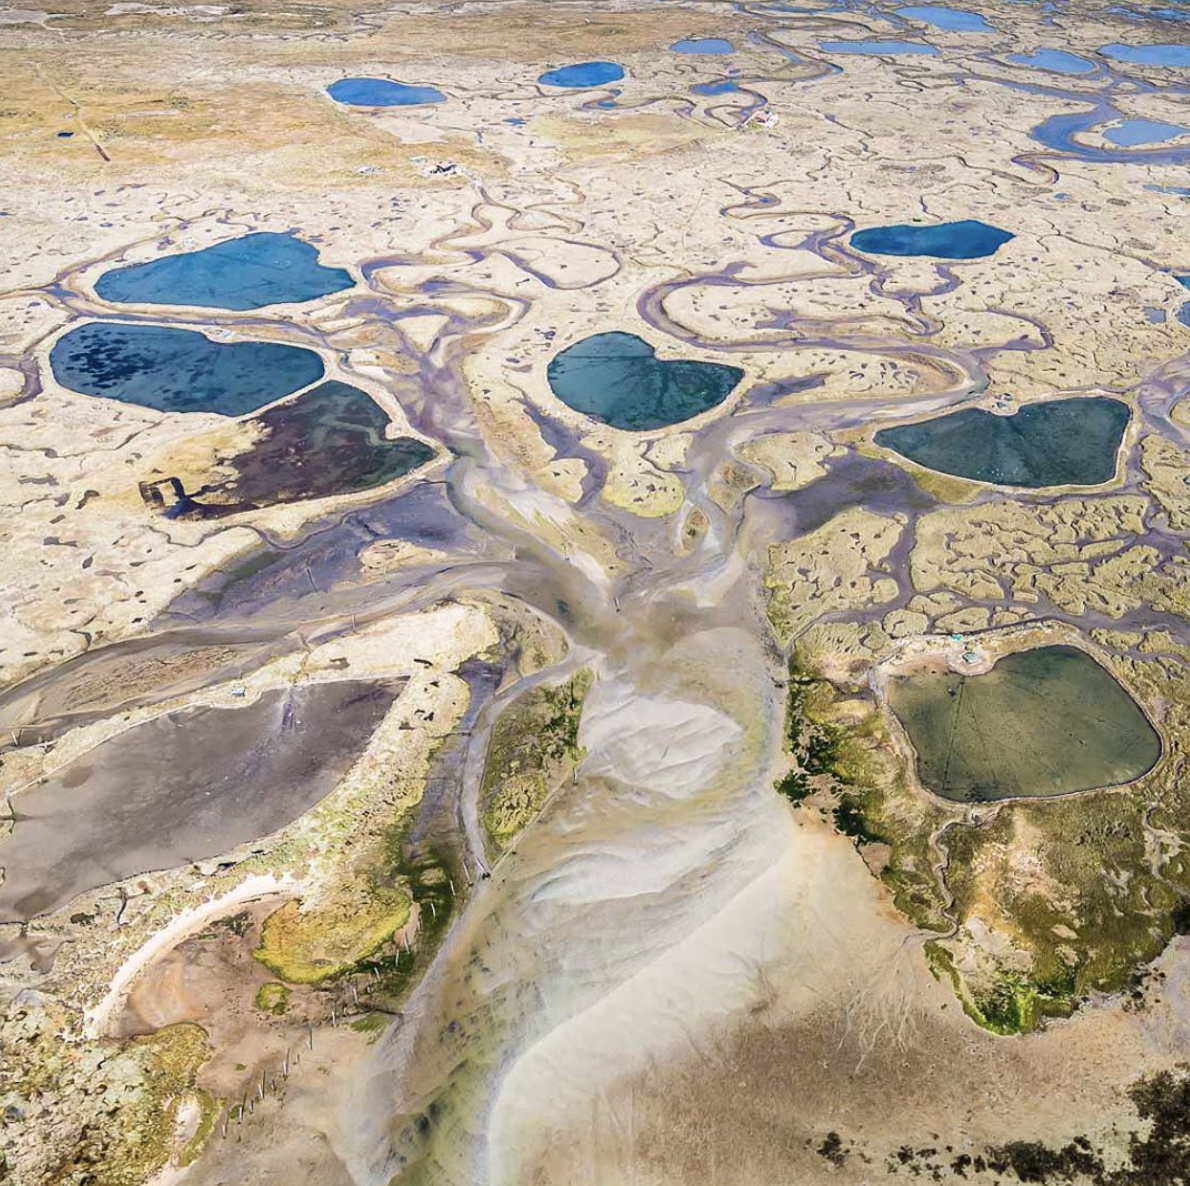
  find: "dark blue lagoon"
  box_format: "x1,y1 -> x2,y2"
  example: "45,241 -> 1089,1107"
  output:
672,38 -> 735,54
538,61 -> 625,88
851,219 -> 1013,259
547,332 -> 744,431
821,38 -> 939,54
874,396 -> 1130,487
896,4 -> 994,29
94,232 -> 354,311
1101,42 -> 1190,67
327,78 -> 446,106
1103,118 -> 1189,145
1006,48 -> 1095,74
50,322 -> 324,416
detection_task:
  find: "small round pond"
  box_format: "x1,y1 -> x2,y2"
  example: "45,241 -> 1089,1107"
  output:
50,322 -> 324,416
888,645 -> 1161,802
672,38 -> 735,54
895,4 -> 994,30
327,77 -> 446,106
874,396 -> 1130,487
546,331 -> 743,430
95,231 -> 353,311
851,219 -> 1013,259
538,61 -> 625,88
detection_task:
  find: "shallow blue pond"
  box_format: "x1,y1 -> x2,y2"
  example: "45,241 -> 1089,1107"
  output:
51,323 -> 324,416
538,61 -> 624,87
896,4 -> 994,29
328,78 -> 446,106
692,79 -> 742,95
1101,42 -> 1190,66
547,332 -> 744,431
875,396 -> 1130,487
1103,117 -> 1189,145
672,38 -> 735,54
851,219 -> 1013,259
1006,48 -> 1095,73
94,232 -> 353,311
820,38 -> 939,54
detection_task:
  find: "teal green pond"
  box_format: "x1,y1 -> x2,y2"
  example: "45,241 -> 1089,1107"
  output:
874,397 -> 1129,487
50,322 -> 324,416
94,232 -> 353,311
546,331 -> 744,430
888,645 -> 1161,802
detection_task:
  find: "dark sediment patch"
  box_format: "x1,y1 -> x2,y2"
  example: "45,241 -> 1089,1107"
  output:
0,679 -> 401,922
887,645 -> 1161,802
874,396 -> 1130,488
140,381 -> 436,517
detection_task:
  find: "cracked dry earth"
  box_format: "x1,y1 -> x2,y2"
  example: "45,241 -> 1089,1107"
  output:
3,1 -> 1190,1185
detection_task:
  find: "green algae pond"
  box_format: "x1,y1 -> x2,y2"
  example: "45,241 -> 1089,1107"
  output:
888,645 -> 1161,802
874,397 -> 1130,488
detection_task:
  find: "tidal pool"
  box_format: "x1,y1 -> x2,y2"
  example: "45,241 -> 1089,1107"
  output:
672,38 -> 734,53
1101,42 -> 1190,67
874,396 -> 1130,487
327,77 -> 446,106
50,322 -> 324,416
896,4 -> 993,29
1006,48 -> 1095,73
94,232 -> 354,310
692,79 -> 742,95
0,680 -> 400,922
546,331 -> 744,431
851,219 -> 1013,259
143,380 -> 437,515
1103,118 -> 1189,145
820,38 -> 939,54
538,61 -> 624,87
888,646 -> 1161,802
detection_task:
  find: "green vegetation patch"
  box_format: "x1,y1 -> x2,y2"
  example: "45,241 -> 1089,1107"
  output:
481,669 -> 592,850
775,652 -> 951,931
2,1000 -> 212,1186
253,981 -> 291,1015
254,888 -> 411,984
790,637 -> 1190,1035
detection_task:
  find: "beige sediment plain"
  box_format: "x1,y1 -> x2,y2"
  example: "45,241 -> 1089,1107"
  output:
766,507 -> 905,644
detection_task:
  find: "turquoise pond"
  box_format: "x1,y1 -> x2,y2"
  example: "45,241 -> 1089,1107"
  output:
672,38 -> 735,53
1103,118 -> 1189,145
538,61 -> 624,87
821,38 -> 939,54
874,397 -> 1130,487
327,78 -> 446,106
1005,48 -> 1095,73
1100,42 -> 1190,66
50,323 -> 324,416
546,332 -> 744,430
851,219 -> 1013,259
896,4 -> 993,29
94,232 -> 353,311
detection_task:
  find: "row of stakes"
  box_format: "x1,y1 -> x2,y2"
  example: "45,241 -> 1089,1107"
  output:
218,873 -> 464,1139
